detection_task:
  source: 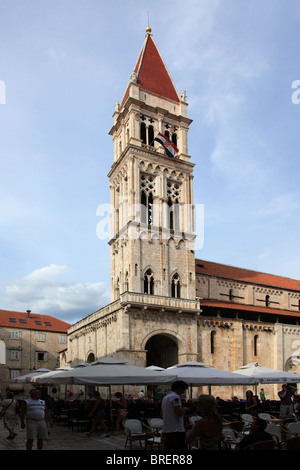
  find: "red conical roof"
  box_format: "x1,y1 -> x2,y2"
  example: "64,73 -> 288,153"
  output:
121,30 -> 180,106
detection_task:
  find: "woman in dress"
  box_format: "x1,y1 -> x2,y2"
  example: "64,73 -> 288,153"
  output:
0,391 -> 20,439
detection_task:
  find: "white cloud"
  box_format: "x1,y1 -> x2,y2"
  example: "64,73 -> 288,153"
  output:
3,265 -> 110,324
256,194 -> 300,218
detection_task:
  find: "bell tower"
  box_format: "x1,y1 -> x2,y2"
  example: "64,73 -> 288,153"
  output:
108,27 -> 196,306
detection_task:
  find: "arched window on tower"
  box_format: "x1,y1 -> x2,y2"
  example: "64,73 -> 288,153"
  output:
172,133 -> 177,147
140,122 -> 147,144
168,197 -> 180,230
148,125 -> 154,147
265,295 -> 270,307
141,190 -> 153,225
144,269 -> 154,295
171,273 -> 181,298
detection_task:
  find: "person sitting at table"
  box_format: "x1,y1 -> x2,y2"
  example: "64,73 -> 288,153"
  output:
186,395 -> 223,450
235,418 -> 273,450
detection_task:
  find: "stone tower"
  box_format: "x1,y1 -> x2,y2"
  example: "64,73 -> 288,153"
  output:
67,28 -> 200,369
108,28 -> 197,306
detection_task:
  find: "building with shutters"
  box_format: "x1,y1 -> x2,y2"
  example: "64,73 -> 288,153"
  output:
0,309 -> 70,394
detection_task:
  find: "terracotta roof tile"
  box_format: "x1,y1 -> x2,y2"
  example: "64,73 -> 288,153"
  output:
121,33 -> 180,106
200,299 -> 300,319
195,259 -> 300,292
0,309 -> 70,332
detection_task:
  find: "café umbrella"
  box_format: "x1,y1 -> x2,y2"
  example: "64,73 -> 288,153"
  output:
9,368 -> 51,383
232,363 -> 300,384
31,357 -> 177,386
162,361 -> 258,385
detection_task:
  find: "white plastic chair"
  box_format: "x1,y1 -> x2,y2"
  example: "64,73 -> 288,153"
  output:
123,419 -> 150,449
145,418 -> 164,449
259,412 -> 274,422
265,423 -> 282,444
285,422 -> 300,436
241,413 -> 254,424
222,428 -> 236,440
189,415 -> 202,425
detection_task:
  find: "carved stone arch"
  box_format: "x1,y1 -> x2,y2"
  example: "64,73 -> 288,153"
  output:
170,268 -> 182,280
143,264 -> 156,278
140,230 -> 148,239
178,172 -> 184,182
86,351 -> 96,363
146,162 -> 153,173
142,329 -> 184,368
167,237 -> 176,248
176,239 -> 185,249
142,329 -> 185,350
285,356 -> 300,373
154,165 -> 161,175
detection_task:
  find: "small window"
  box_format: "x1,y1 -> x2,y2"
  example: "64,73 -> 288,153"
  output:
211,331 -> 216,354
254,335 -> 259,356
11,350 -> 19,360
19,319 -> 26,324
36,352 -> 47,361
11,331 -> 19,339
9,318 -> 17,323
171,273 -> 181,298
140,122 -> 147,144
35,321 -> 42,325
144,269 -> 154,295
44,322 -> 51,326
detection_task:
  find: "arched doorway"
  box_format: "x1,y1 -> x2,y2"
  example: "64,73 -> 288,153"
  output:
145,334 -> 178,369
87,352 -> 95,363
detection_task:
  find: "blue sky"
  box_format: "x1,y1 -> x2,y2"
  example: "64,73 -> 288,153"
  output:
1,0 -> 300,324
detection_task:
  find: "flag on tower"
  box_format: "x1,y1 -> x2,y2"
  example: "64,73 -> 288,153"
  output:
154,133 -> 179,158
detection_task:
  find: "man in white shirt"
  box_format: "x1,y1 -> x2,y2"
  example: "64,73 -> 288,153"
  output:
20,389 -> 53,450
161,380 -> 188,452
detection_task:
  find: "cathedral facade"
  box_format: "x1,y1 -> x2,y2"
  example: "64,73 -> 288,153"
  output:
65,29 -> 300,399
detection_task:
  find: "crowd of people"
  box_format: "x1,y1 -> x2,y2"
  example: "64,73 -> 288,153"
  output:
0,382 -> 299,450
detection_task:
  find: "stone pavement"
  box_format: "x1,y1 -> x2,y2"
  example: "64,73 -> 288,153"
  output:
0,419 -> 131,451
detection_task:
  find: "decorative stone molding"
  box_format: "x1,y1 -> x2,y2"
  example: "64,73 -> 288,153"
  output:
243,323 -> 275,333
200,319 -> 233,330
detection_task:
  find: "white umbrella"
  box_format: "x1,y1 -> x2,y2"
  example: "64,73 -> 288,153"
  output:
32,357 -> 178,385
232,363 -> 300,384
162,361 -> 258,385
30,367 -> 73,384
146,365 -> 165,371
9,368 -> 51,384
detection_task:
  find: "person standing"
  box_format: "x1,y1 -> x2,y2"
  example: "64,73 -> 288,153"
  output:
113,392 -> 128,435
84,391 -> 109,437
161,381 -> 189,452
278,384 -> 297,419
20,389 -> 53,450
0,391 -> 20,439
245,390 -> 258,416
